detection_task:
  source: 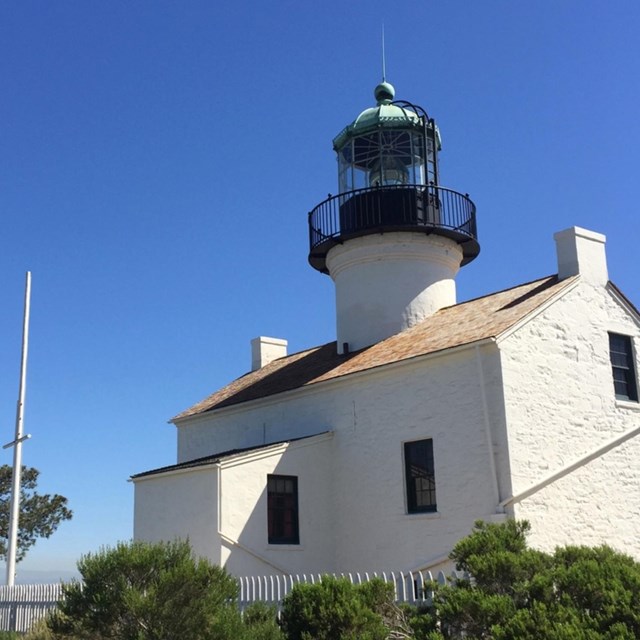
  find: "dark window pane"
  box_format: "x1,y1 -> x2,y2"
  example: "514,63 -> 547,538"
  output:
404,439 -> 437,514
267,474 -> 299,544
611,352 -> 629,368
609,333 -> 638,402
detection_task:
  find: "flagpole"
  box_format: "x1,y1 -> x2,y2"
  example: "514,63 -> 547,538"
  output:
5,272 -> 32,586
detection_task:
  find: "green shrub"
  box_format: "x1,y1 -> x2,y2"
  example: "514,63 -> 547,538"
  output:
280,575 -> 392,640
241,602 -> 285,640
41,539 -> 243,640
407,520 -> 640,639
24,618 -> 55,640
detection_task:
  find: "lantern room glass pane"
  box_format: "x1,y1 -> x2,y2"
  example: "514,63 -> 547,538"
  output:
410,134 -> 426,185
338,142 -> 368,192
337,129 -> 431,193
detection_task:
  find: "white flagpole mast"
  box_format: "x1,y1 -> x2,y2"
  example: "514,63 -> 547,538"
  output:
5,272 -> 32,586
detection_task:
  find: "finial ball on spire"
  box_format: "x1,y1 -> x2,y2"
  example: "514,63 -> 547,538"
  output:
374,81 -> 395,104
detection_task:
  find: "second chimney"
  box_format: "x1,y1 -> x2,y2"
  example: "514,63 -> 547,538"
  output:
554,226 -> 608,285
251,336 -> 288,371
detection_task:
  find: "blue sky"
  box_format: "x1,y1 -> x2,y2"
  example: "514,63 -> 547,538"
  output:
0,1 -> 639,581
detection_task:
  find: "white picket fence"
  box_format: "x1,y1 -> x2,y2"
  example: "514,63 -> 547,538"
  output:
0,583 -> 65,633
0,570 -> 464,633
237,569 -> 463,613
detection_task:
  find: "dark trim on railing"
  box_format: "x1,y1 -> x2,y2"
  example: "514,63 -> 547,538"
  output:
308,185 -> 479,273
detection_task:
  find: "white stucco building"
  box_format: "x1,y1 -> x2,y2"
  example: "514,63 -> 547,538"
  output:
132,81 -> 640,577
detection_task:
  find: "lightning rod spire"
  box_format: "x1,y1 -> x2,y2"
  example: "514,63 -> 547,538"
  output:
381,24 -> 386,81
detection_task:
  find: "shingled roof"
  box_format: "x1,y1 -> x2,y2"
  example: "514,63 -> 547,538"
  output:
174,274 -> 577,421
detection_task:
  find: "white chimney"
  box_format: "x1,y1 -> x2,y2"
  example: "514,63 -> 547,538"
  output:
554,227 -> 608,285
251,336 -> 288,371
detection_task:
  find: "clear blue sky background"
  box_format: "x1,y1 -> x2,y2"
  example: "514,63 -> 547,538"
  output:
0,1 -> 638,581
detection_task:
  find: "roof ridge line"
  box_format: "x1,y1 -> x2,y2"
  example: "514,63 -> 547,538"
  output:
445,273 -> 559,310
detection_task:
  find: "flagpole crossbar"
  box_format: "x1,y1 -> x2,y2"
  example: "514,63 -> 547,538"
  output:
3,434 -> 32,450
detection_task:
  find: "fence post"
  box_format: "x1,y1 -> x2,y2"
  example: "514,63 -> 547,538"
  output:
9,603 -> 16,633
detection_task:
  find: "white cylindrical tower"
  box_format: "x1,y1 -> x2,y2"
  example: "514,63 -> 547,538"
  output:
308,82 -> 479,354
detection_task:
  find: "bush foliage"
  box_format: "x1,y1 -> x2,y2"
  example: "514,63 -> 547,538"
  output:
24,524 -> 640,639
416,520 -> 640,639
40,540 -> 245,640
277,520 -> 640,639
280,575 -> 402,640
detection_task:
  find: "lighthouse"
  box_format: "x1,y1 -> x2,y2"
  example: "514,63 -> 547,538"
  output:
134,71 -> 640,580
308,81 -> 480,353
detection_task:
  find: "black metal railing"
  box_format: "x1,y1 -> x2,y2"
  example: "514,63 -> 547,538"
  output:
308,185 -> 479,272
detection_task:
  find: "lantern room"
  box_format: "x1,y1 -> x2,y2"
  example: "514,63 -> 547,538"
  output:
308,81 -> 480,275
333,81 -> 440,192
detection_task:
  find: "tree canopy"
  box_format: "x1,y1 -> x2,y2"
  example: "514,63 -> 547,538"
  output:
0,465 -> 72,562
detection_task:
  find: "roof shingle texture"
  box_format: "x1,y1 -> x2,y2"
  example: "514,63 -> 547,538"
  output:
174,275 -> 576,421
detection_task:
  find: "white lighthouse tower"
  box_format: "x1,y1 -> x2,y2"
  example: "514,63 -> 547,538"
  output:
308,81 -> 480,353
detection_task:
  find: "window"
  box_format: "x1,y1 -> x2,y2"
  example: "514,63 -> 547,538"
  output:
404,439 -> 437,514
609,333 -> 638,402
267,475 -> 299,544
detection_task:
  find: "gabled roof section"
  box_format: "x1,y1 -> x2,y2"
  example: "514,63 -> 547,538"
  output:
608,281 -> 640,320
175,275 -> 577,420
132,432 -> 330,480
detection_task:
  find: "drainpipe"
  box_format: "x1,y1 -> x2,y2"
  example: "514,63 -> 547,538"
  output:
475,345 -> 501,505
